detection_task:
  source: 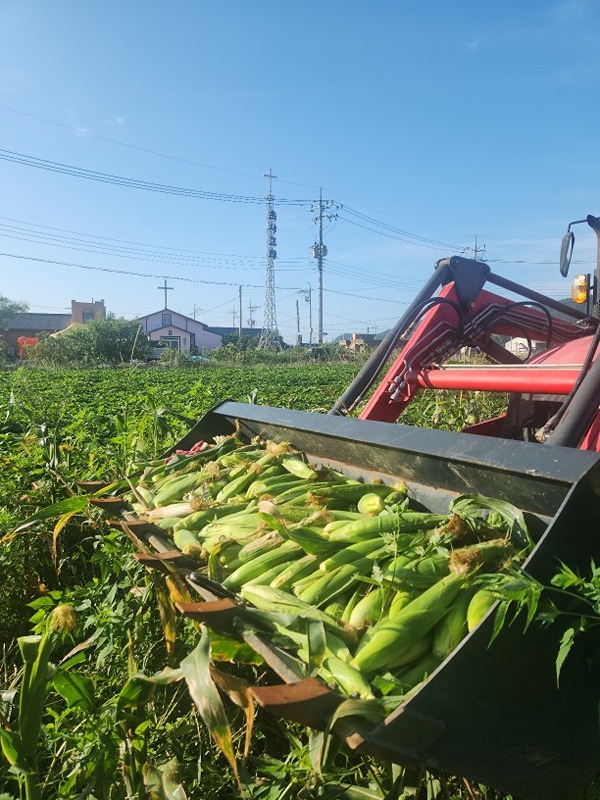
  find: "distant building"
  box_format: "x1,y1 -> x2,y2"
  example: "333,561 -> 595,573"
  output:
206,326 -> 263,341
137,308 -> 224,353
504,337 -> 544,358
2,300 -> 106,358
337,332 -> 384,352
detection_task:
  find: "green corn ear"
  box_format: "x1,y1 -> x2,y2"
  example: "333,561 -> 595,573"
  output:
270,554 -> 320,590
172,529 -> 205,561
320,656 -> 374,699
391,553 -> 451,590
319,538 -> 387,572
153,516 -> 187,531
340,589 -> 362,623
449,538 -> 514,576
216,452 -> 277,502
246,475 -> 306,499
285,526 -> 341,556
198,512 -> 263,542
236,531 -> 285,563
323,598 -> 348,620
133,484 -> 157,508
393,651 -> 442,692
388,588 -> 419,617
222,540 -> 303,590
432,588 -> 472,659
153,472 -> 205,507
173,502 -> 248,532
274,481 -> 332,506
466,588 -> 497,631
239,585 -> 357,646
351,572 -> 466,675
243,559 -> 299,588
323,512 -> 445,543
216,541 -> 243,569
295,559 -> 372,607
147,501 -> 195,521
280,455 -> 319,480
357,493 -> 386,516
348,587 -> 387,629
387,632 -> 433,671
311,482 -> 395,506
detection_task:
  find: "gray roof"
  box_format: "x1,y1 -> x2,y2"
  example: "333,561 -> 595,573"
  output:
6,312 -> 71,331
206,326 -> 263,337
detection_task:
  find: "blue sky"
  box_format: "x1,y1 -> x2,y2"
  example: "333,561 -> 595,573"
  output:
1,1 -> 599,343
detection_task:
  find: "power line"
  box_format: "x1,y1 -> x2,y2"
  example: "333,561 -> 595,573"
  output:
337,205 -> 464,251
0,148 -> 310,205
0,101 -> 323,189
0,214 -> 269,260
0,249 -> 420,305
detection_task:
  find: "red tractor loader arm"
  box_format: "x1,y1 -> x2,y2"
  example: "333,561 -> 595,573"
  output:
330,215 -> 600,451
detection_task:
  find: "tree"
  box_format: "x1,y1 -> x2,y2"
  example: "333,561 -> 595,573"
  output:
34,316 -> 150,366
0,296 -> 28,330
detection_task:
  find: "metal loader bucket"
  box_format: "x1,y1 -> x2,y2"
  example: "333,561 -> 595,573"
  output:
173,400 -> 600,800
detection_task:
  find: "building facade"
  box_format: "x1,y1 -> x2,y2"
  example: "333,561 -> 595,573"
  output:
137,309 -> 223,353
2,300 -> 106,357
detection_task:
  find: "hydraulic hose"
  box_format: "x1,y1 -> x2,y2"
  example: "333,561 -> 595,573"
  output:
328,261 -> 451,415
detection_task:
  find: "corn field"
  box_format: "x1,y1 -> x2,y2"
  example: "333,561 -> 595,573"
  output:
0,365 -> 596,800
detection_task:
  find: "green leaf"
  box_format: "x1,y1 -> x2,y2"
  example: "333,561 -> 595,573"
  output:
117,676 -> 157,719
206,631 -> 265,665
143,757 -> 188,799
550,561 -> 585,590
556,626 -> 577,686
449,493 -> 531,549
326,698 -> 387,732
53,671 -> 96,711
180,627 -> 240,785
306,619 -> 327,672
0,728 -> 26,772
12,496 -> 90,533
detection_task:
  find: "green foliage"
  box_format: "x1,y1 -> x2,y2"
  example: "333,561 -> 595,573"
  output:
32,317 -> 150,367
0,296 -> 28,330
482,560 -> 600,685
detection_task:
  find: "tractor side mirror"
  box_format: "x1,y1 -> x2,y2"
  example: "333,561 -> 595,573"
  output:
560,230 -> 575,277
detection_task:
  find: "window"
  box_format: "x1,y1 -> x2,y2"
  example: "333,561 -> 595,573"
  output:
160,336 -> 180,350
162,313 -> 172,326
82,310 -> 94,323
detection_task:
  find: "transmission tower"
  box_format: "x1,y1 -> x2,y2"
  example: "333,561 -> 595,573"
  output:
258,169 -> 280,350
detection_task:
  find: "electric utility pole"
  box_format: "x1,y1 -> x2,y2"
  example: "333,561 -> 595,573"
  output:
299,283 -> 313,344
311,189 -> 336,343
295,299 -> 302,346
463,236 -> 486,261
248,301 -> 259,329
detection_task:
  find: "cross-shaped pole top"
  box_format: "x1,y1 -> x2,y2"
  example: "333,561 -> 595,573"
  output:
158,278 -> 174,309
264,168 -> 277,195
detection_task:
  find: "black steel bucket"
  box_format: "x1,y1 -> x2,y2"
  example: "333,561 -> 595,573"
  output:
170,400 -> 600,799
